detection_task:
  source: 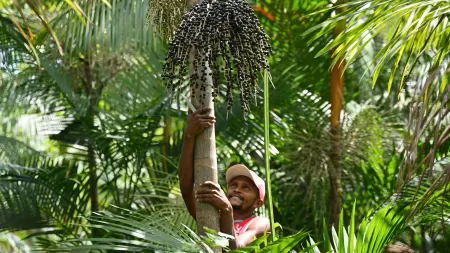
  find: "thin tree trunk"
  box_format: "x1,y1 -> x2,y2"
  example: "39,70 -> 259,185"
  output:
88,138 -> 99,234
186,2 -> 220,245
421,225 -> 429,253
162,115 -> 171,173
329,0 -> 346,227
190,52 -> 221,239
84,59 -> 99,237
329,58 -> 344,227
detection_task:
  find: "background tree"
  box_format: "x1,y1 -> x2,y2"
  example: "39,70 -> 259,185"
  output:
329,0 -> 346,227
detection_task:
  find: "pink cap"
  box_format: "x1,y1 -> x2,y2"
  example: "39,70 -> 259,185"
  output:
225,164 -> 265,201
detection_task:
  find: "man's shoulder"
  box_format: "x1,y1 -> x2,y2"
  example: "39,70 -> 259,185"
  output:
244,216 -> 270,237
253,216 -> 269,222
250,216 -> 270,229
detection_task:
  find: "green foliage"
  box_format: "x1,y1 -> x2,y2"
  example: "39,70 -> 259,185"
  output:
304,1 -> 450,248
1,0 -> 450,252
0,1 -> 186,247
274,97 -> 404,235
36,196 -> 420,253
0,160 -> 86,232
0,15 -> 34,71
307,0 -> 450,192
54,0 -> 155,55
307,0 -> 450,93
0,232 -> 31,253
303,203 -> 408,253
43,209 -> 201,252
228,230 -> 313,253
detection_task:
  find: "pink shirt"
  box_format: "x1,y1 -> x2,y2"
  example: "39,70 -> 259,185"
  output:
234,217 -> 257,236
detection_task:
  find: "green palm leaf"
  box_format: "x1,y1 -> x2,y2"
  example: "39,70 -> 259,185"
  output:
0,159 -> 88,233
46,209 -> 204,252
308,0 -> 450,94
53,0 -> 155,55
0,15 -> 35,71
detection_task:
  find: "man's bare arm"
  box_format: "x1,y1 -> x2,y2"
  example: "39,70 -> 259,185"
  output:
179,108 -> 215,219
179,133 -> 197,218
220,208 -> 238,249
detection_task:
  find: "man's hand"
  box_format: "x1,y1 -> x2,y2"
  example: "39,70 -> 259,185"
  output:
196,181 -> 232,212
185,108 -> 216,139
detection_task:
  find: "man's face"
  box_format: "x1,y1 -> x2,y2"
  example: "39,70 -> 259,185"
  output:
226,176 -> 262,212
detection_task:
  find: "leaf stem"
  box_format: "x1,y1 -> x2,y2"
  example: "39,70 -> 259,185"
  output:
264,69 -> 276,240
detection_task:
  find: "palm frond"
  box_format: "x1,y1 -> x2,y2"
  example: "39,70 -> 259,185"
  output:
395,173 -> 450,225
0,15 -> 34,71
301,202 -> 409,253
0,56 -> 88,117
397,58 -> 450,193
0,136 -> 42,166
44,209 -> 204,253
53,0 -> 155,55
307,0 -> 450,94
0,159 -> 89,233
0,232 -> 31,253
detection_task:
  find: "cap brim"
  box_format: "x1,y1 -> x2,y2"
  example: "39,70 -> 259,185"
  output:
226,165 -> 255,184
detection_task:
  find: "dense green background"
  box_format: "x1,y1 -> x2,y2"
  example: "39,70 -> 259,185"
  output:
0,0 -> 449,252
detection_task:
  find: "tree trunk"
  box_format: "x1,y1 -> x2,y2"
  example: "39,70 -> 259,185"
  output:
329,0 -> 346,227
186,48 -> 221,253
421,225 -> 429,253
187,1 -> 220,244
329,61 -> 344,227
162,115 -> 171,173
191,56 -> 221,234
84,58 -> 100,237
87,137 -> 99,237
191,57 -> 221,253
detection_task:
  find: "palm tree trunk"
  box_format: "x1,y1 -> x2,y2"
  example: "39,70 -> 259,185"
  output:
162,115 -> 171,173
84,58 -> 99,237
329,56 -> 344,228
329,0 -> 346,227
87,137 -> 99,235
187,2 -> 220,244
84,59 -> 99,214
421,225 -> 429,253
190,52 -> 221,240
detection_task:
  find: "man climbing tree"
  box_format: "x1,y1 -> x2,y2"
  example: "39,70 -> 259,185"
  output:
179,108 -> 270,249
